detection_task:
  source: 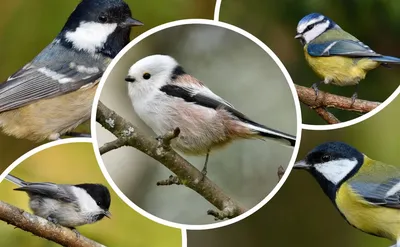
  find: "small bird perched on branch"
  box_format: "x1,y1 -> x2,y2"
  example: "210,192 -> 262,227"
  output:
295,13 -> 400,102
125,55 -> 296,175
5,174 -> 111,229
295,142 -> 400,247
0,0 -> 142,141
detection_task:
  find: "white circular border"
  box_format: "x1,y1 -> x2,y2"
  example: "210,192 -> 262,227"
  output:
90,19 -> 303,231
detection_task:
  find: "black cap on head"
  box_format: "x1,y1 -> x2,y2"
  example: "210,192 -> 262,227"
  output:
75,183 -> 111,212
59,0 -> 143,58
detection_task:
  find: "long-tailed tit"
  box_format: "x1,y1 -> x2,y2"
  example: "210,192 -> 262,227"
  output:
125,55 -> 296,175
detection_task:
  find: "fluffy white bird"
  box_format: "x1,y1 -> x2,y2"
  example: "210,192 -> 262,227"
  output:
125,55 -> 296,175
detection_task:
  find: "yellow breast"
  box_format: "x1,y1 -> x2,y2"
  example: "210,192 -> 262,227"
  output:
336,183 -> 400,241
304,47 -> 379,86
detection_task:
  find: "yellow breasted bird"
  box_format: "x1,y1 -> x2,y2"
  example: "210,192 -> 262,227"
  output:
295,13 -> 400,101
295,142 -> 400,247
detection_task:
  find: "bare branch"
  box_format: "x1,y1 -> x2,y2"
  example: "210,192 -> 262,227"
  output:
97,102 -> 247,220
0,201 -> 105,247
99,138 -> 126,155
296,84 -> 380,113
314,107 -> 340,124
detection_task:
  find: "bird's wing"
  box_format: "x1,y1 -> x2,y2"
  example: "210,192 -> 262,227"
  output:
348,160 -> 400,209
14,182 -> 74,203
159,83 -> 259,124
0,62 -> 102,112
307,40 -> 382,57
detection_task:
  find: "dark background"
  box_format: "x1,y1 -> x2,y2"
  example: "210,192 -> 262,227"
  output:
221,0 -> 400,124
188,88 -> 400,246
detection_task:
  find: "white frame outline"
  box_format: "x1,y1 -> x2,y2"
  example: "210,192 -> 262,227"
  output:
90,19 -> 303,231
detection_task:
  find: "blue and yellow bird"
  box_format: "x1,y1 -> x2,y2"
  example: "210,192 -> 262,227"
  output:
295,13 -> 400,101
295,142 -> 400,247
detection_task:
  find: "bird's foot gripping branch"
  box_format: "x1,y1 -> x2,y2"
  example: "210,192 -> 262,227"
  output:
97,101 -> 247,220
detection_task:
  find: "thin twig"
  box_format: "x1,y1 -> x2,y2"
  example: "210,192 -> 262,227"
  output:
97,102 -> 247,220
314,107 -> 340,124
0,201 -> 105,247
296,84 -> 380,113
99,138 -> 126,155
277,166 -> 285,180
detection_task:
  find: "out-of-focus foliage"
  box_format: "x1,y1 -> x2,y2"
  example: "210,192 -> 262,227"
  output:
97,24 -> 298,225
0,142 -> 181,247
221,0 -> 400,124
188,90 -> 400,246
0,0 -> 215,174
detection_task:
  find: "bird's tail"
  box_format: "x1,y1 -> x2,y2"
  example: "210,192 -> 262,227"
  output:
371,55 -> 400,64
5,174 -> 26,186
242,122 -> 296,147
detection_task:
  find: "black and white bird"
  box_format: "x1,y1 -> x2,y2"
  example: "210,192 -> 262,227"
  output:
0,0 -> 142,141
125,55 -> 296,175
6,174 -> 111,228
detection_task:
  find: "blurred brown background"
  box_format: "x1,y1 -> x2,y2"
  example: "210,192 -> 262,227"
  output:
188,87 -> 400,246
0,0 -> 216,174
221,0 -> 400,124
0,142 -> 181,247
96,23 -> 298,225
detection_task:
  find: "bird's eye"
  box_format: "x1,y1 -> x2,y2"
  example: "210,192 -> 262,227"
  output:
305,24 -> 315,32
143,73 -> 151,80
98,15 -> 108,23
96,201 -> 101,206
321,154 -> 331,162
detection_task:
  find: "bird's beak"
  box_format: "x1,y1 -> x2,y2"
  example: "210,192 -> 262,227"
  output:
104,210 -> 112,219
120,17 -> 144,28
125,76 -> 135,83
294,34 -> 302,39
293,160 -> 311,170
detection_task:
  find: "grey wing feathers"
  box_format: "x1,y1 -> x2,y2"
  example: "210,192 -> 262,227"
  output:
5,174 -> 26,186
308,40 -> 381,57
14,183 -> 74,203
0,63 -> 102,112
349,165 -> 400,208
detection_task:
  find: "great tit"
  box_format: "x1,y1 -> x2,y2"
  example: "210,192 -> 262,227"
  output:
295,141 -> 400,247
5,174 -> 111,228
295,13 -> 400,101
0,0 -> 143,141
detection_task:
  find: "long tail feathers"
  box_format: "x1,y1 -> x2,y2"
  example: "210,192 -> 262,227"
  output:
245,123 -> 296,147
5,174 -> 26,186
372,55 -> 400,64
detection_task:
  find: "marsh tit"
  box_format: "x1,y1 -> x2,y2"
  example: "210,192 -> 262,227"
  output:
0,0 -> 142,141
295,142 -> 400,247
295,13 -> 400,101
5,174 -> 111,228
125,55 -> 296,175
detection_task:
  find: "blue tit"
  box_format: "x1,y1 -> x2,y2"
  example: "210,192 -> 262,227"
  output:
295,13 -> 400,101
0,0 -> 143,141
295,141 -> 400,247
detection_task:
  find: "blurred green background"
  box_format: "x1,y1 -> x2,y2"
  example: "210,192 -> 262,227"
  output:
0,142 -> 181,247
97,24 -> 298,224
188,88 -> 400,246
221,0 -> 400,124
0,0 -> 215,174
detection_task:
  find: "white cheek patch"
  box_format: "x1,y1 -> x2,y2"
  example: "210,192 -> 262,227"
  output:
38,67 -> 74,84
314,158 -> 358,185
71,187 -> 102,213
302,21 -> 330,44
65,21 -> 118,54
